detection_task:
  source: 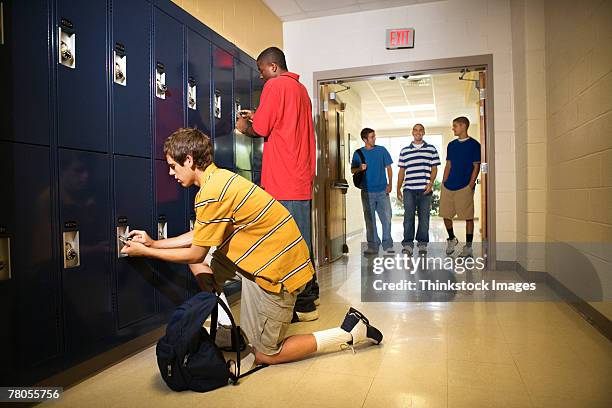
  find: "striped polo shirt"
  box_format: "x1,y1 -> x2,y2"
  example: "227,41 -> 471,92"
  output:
192,163 -> 314,294
398,141 -> 441,191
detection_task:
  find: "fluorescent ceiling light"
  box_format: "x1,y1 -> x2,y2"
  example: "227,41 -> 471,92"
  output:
385,104 -> 435,113
394,117 -> 437,126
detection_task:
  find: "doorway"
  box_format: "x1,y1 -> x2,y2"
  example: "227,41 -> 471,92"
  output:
312,55 -> 495,268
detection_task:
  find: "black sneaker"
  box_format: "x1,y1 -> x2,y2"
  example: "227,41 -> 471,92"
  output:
340,307 -> 383,345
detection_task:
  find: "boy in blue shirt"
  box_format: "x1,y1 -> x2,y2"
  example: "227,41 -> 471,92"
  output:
439,117 -> 481,256
351,128 -> 394,255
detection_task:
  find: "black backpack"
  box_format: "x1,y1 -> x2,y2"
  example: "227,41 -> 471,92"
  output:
156,291 -> 265,392
352,148 -> 366,189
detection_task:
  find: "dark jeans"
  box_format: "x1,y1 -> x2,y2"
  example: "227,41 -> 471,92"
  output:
402,189 -> 432,245
279,200 -> 319,313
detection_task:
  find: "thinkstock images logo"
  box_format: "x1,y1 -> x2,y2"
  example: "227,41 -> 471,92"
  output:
359,242 -> 557,303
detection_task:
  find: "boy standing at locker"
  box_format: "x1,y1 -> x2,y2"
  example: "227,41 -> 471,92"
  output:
235,47 -> 319,322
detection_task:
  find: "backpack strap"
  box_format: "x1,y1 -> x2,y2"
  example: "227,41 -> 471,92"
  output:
214,294 -> 268,384
356,148 -> 366,165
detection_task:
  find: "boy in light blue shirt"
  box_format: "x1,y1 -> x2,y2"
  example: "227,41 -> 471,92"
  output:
351,128 -> 394,254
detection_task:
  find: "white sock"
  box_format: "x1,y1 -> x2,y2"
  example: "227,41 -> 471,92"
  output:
217,292 -> 232,326
313,328 -> 352,353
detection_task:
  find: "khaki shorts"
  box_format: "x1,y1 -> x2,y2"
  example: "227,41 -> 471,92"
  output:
240,278 -> 300,355
439,184 -> 475,220
209,250 -> 301,356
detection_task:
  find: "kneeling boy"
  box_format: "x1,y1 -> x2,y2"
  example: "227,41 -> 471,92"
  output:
121,128 -> 382,366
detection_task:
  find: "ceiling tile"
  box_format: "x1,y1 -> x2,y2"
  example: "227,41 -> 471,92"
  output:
295,0 -> 357,12
261,0 -> 303,16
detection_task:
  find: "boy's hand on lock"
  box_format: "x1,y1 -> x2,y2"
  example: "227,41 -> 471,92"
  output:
128,230 -> 155,247
120,240 -> 147,257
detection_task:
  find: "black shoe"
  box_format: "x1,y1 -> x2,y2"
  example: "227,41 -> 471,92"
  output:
340,307 -> 383,345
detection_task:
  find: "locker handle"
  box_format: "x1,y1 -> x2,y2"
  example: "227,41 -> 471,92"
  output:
0,2 -> 4,46
0,236 -> 11,281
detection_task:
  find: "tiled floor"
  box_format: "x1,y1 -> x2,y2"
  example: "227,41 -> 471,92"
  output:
44,221 -> 612,408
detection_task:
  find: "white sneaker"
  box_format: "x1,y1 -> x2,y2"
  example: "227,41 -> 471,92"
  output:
402,245 -> 413,255
417,243 -> 428,253
295,309 -> 319,322
459,245 -> 473,257
340,307 -> 383,346
446,237 -> 459,255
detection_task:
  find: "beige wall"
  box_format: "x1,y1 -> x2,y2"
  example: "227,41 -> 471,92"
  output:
544,0 -> 612,318
171,0 -> 283,59
511,0 -> 547,272
511,0 -> 611,318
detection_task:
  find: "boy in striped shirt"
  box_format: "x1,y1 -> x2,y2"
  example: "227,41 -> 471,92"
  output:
396,124 -> 441,254
122,128 -> 383,368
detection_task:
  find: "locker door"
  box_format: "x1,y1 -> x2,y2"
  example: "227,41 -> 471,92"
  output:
112,0 -> 152,157
155,160 -> 188,310
56,0 -> 109,152
3,0 -> 51,145
251,68 -> 264,173
154,9 -> 184,160
0,142 -> 60,384
234,60 -> 251,171
59,149 -> 113,360
212,47 -> 234,169
186,30 -> 212,137
114,155 -> 156,328
253,171 -> 261,187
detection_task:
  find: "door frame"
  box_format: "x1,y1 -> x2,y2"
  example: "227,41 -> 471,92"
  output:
312,54 -> 497,268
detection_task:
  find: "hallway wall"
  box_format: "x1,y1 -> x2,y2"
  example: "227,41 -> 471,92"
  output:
171,0 -> 283,58
283,0 -> 517,260
543,0 -> 612,318
510,0 -> 547,273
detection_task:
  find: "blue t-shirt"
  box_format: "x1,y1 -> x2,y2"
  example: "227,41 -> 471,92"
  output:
351,145 -> 393,192
444,137 -> 481,190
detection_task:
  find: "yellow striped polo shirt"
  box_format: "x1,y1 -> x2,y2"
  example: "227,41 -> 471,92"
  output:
192,163 -> 314,293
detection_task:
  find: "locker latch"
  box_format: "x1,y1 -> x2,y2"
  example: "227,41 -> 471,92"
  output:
214,90 -> 221,119
234,99 -> 241,116
58,18 -> 76,69
0,229 -> 11,281
114,43 -> 127,86
188,78 -> 197,110
158,215 -> 167,240
62,221 -> 80,268
116,216 -> 130,258
156,62 -> 167,99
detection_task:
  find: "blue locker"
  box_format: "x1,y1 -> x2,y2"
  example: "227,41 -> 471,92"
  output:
212,46 -> 234,169
186,29 -> 212,137
0,142 -> 60,384
154,9 -> 185,160
56,0 -> 109,152
234,60 -> 252,171
112,0 -> 152,157
3,0 -> 51,145
251,68 -> 264,172
59,149 -> 113,359
114,155 -> 156,328
155,160 -> 189,310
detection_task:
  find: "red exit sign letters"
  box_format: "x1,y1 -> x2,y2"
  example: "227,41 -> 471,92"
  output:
386,28 -> 415,49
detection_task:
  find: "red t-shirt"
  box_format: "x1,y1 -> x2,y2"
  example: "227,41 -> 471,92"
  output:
252,72 -> 316,200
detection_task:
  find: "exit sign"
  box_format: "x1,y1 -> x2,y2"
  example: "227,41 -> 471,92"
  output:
386,28 -> 415,49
